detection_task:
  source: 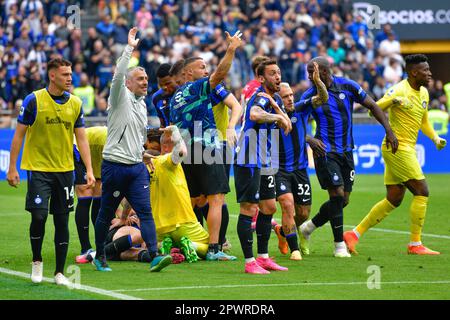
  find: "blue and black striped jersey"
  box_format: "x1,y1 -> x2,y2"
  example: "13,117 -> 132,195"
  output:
272,105 -> 310,172
235,86 -> 282,168
299,76 -> 367,154
151,88 -> 172,128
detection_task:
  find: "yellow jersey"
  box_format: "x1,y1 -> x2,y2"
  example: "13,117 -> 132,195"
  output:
148,153 -> 197,235
213,101 -> 229,141
377,79 -> 430,152
86,126 -> 107,178
21,88 -> 82,172
212,83 -> 231,141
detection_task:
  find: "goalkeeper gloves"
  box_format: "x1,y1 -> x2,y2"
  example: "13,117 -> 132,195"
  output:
433,136 -> 447,150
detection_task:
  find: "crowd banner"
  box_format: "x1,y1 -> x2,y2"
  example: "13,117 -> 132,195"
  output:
352,0 -> 450,40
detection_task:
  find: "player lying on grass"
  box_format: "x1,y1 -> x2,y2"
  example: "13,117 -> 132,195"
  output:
344,54 -> 447,255
142,126 -> 217,262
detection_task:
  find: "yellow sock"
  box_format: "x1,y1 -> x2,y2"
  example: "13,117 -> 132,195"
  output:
410,196 -> 428,243
356,198 -> 396,237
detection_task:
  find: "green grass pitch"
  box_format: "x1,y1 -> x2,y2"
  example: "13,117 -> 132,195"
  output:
1,174 -> 449,300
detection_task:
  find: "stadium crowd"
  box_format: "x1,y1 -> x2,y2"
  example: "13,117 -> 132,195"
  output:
1,0 -> 449,129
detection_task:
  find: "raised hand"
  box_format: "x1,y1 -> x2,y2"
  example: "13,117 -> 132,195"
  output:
225,30 -> 243,50
312,62 -> 320,84
128,27 -> 140,48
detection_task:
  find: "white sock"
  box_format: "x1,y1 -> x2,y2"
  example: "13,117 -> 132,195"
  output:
334,241 -> 347,250
302,220 -> 316,235
257,253 -> 269,259
409,241 -> 422,247
245,257 -> 256,263
352,228 -> 361,239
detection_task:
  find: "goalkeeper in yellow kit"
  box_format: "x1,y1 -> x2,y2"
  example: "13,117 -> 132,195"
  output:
344,54 -> 447,255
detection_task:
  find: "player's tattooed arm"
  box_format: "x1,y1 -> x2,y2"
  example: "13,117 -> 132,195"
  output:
311,62 -> 328,106
250,105 -> 291,135
121,199 -> 132,220
257,92 -> 292,133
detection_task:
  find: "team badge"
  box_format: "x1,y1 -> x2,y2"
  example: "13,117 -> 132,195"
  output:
339,93 -> 346,100
333,173 -> 339,181
34,195 -> 42,205
113,191 -> 120,198
291,116 -> 297,123
422,101 -> 427,109
255,192 -> 260,200
280,183 -> 286,191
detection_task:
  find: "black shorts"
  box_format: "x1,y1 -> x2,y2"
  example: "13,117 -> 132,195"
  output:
73,148 -> 87,185
182,142 -> 230,197
234,165 -> 276,203
275,168 -> 312,205
314,151 -> 355,192
105,227 -> 122,261
25,171 -> 74,214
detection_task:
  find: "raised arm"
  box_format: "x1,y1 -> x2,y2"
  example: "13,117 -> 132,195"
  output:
311,62 -> 329,106
209,30 -> 243,89
109,27 -> 140,104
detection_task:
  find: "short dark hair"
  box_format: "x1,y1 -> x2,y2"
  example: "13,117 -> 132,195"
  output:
183,57 -> 203,68
256,59 -> 277,77
156,63 -> 172,79
251,56 -> 270,74
405,54 -> 428,73
147,128 -> 162,144
47,58 -> 72,71
170,59 -> 185,76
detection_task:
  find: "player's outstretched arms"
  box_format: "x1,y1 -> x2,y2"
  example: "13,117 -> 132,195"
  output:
362,95 -> 399,153
210,30 -> 243,89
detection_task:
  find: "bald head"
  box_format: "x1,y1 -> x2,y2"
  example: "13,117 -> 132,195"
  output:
307,56 -> 332,87
308,56 -> 330,71
160,132 -> 175,155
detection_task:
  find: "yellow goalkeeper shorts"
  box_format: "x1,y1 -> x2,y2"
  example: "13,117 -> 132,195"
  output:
158,222 -> 209,257
382,148 -> 425,185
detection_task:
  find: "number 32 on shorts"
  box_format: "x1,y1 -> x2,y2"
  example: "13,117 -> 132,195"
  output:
297,184 -> 310,196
